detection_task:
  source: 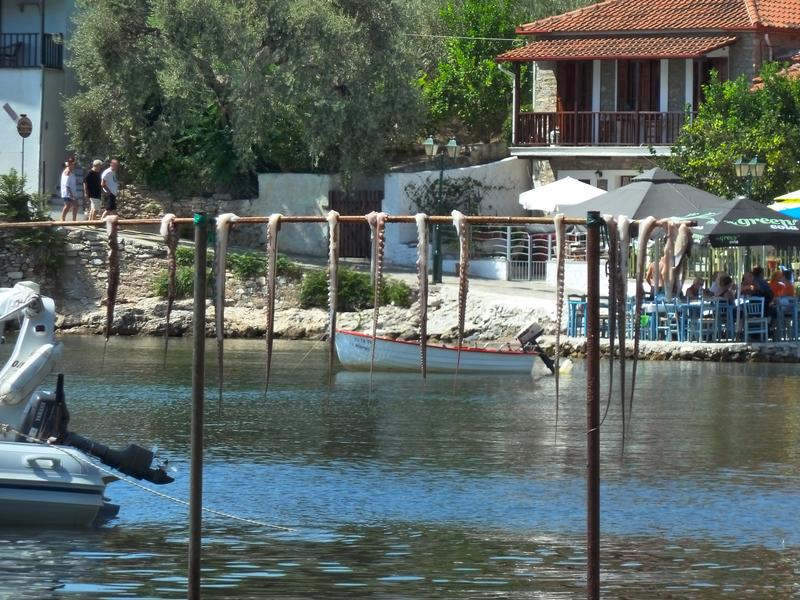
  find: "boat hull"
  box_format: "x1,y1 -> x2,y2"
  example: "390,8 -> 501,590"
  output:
335,330 -> 537,374
0,442 -> 106,526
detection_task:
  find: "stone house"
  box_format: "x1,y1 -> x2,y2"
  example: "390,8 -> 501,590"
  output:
497,0 -> 800,192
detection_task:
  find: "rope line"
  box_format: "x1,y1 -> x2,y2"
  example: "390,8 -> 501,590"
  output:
0,422 -> 294,532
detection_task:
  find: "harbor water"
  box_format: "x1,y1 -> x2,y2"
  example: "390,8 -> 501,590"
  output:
1,336 -> 798,598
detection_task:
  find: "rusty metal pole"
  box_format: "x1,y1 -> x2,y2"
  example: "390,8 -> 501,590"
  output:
585,210 -> 601,599
189,212 -> 208,599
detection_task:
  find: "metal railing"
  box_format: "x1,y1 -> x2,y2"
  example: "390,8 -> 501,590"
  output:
515,111 -> 692,146
439,225 -> 593,281
0,33 -> 63,69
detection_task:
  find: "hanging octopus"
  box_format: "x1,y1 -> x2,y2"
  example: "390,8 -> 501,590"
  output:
326,210 -> 340,385
629,215 -> 659,432
366,211 -> 388,388
103,215 -> 119,342
160,213 -> 179,349
415,213 -> 429,378
616,215 -> 631,435
451,210 -> 470,379
661,219 -> 677,301
215,213 -> 239,407
602,215 -> 619,424
672,221 -> 693,293
264,213 -> 282,394
553,213 -> 566,413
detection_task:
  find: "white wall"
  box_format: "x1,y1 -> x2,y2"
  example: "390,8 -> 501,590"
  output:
255,173 -> 338,257
383,156 -> 530,266
0,70 -> 42,193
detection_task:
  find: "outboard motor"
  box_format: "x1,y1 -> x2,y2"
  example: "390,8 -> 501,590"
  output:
516,322 -> 556,374
29,375 -> 173,485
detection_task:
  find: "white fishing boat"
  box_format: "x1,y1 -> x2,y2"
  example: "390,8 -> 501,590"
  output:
335,324 -> 555,375
0,282 -> 172,527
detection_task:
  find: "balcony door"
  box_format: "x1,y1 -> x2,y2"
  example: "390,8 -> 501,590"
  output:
556,61 -> 592,144
693,57 -> 728,107
616,60 -> 660,143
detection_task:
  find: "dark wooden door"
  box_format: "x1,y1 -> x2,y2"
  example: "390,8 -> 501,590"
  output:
328,190 -> 383,258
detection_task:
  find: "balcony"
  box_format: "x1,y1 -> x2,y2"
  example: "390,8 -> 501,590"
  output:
515,111 -> 692,147
0,33 -> 63,69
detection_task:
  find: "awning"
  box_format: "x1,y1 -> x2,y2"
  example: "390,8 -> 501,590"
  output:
519,177 -> 605,213
497,35 -> 736,62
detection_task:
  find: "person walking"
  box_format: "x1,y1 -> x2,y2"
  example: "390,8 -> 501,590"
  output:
59,158 -> 77,221
101,158 -> 120,218
83,159 -> 103,221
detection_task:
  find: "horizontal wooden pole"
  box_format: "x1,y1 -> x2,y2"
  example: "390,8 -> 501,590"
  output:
0,215 -> 696,229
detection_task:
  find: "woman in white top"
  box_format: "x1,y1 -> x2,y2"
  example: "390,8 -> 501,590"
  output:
59,158 -> 77,221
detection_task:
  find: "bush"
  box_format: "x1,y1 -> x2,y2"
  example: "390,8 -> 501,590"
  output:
228,251 -> 265,279
175,245 -> 214,267
152,265 -> 210,298
299,267 -> 413,311
383,278 -> 413,308
276,254 -> 302,280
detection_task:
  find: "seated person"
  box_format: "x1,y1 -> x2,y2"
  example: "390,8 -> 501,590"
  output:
685,277 -> 710,301
751,266 -> 774,304
710,273 -> 735,302
769,269 -> 795,298
740,272 -> 756,297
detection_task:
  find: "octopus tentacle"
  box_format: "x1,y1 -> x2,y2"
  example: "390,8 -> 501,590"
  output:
553,214 -> 566,418
415,213 -> 429,378
672,222 -> 693,293
103,215 -> 119,342
451,210 -> 470,381
215,213 -> 239,407
661,219 -> 676,301
366,211 -> 388,390
326,210 -> 340,385
160,213 -> 179,355
630,215 -> 659,433
601,215 -> 618,425
264,213 -> 283,395
617,215 -> 631,436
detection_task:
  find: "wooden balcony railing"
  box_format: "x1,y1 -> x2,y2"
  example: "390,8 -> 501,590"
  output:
0,33 -> 63,69
515,111 -> 693,147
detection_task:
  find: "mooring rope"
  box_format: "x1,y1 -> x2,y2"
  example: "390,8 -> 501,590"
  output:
0,422 -> 294,531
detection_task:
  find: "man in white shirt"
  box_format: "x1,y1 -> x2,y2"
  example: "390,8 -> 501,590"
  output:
59,157 -> 77,221
101,158 -> 120,218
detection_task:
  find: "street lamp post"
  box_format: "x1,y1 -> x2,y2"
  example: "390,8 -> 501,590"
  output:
733,156 -> 766,271
423,135 -> 459,283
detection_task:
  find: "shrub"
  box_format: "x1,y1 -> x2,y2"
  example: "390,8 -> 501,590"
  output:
228,251 -> 266,279
276,254 -> 303,280
152,265 -> 210,298
299,267 -> 412,311
174,245 -> 214,267
383,278 -> 413,308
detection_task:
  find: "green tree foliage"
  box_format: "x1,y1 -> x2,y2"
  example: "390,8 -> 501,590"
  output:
659,63 -> 800,204
300,268 -> 412,311
419,0 -> 592,142
66,0 -> 427,195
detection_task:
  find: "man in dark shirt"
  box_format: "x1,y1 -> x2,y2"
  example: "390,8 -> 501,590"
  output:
83,159 -> 103,220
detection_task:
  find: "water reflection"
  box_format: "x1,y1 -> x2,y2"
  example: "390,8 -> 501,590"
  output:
0,336 -> 796,597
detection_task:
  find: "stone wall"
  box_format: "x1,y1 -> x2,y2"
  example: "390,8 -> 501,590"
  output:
0,230 -> 58,294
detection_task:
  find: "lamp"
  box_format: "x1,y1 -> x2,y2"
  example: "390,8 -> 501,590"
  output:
594,169 -> 603,179
422,135 -> 460,284
733,155 -> 766,272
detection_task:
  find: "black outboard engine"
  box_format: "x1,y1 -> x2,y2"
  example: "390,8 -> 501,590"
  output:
516,322 -> 556,374
29,375 -> 173,485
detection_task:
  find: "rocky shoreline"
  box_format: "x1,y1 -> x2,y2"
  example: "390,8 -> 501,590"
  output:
54,279 -> 800,364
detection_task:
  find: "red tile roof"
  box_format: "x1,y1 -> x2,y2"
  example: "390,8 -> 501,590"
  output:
497,35 -> 738,62
751,52 -> 800,88
517,0 -> 800,34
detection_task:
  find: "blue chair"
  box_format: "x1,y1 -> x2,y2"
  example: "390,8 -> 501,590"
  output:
775,297 -> 798,341
742,297 -> 769,342
567,294 -> 586,337
685,296 -> 717,342
715,300 -> 735,341
655,297 -> 683,341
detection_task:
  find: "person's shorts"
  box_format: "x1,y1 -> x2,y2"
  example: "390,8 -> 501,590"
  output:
104,193 -> 117,211
62,196 -> 73,204
89,197 -> 101,211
